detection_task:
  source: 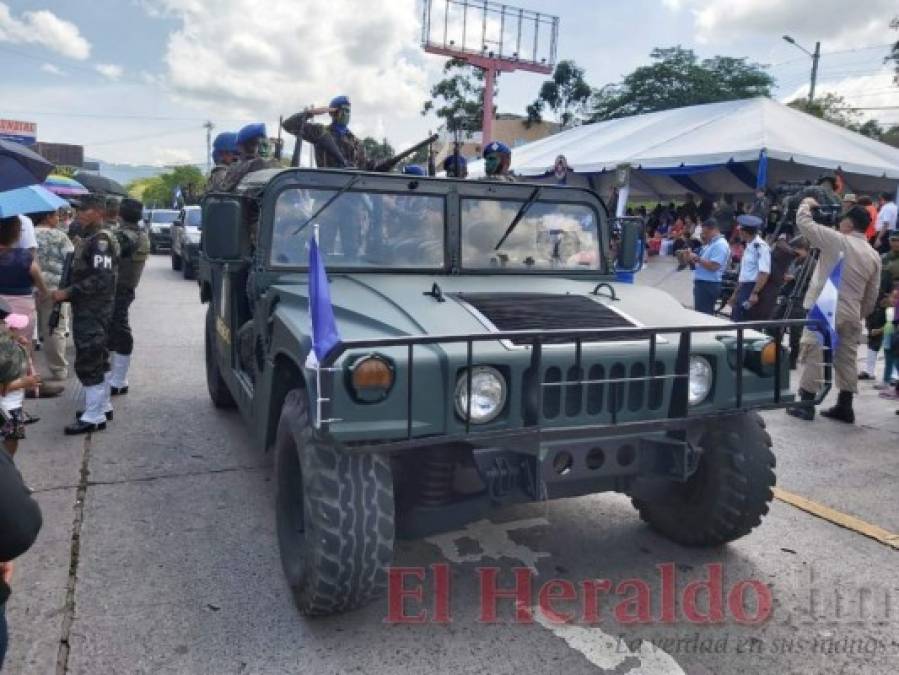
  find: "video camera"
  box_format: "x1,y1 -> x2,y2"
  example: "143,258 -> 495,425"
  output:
775,181 -> 841,228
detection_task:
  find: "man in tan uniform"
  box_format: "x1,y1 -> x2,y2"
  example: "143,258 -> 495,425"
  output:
788,199 -> 882,423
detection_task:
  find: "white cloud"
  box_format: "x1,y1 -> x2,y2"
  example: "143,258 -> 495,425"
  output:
668,0 -> 896,49
0,2 -> 91,59
142,0 -> 434,139
152,147 -> 194,166
95,63 -> 124,80
781,66 -> 899,121
41,62 -> 64,76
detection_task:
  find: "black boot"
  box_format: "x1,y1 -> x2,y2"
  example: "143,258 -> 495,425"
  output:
74,411 -> 113,422
65,420 -> 107,435
110,385 -> 128,396
821,391 -> 855,424
786,388 -> 816,421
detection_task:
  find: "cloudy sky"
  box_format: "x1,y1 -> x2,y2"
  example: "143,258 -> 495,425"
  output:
1,0 -> 897,167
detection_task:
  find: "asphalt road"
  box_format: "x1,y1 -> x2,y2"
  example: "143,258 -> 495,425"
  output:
6,255 -> 899,675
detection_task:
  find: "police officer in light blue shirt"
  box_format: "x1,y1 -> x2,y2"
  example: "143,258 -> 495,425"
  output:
688,217 -> 730,315
728,214 -> 771,321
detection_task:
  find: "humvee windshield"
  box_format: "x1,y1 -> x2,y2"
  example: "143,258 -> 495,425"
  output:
268,183 -> 604,272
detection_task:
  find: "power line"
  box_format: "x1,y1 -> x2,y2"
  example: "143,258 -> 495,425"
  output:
84,125 -> 203,146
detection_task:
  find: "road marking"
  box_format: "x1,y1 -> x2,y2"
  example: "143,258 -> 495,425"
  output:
427,517 -> 683,673
773,487 -> 899,550
426,518 -> 551,571
534,612 -> 686,675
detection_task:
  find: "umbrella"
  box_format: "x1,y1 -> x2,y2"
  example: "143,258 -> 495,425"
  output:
0,139 -> 54,191
0,184 -> 68,218
43,174 -> 89,197
73,171 -> 127,196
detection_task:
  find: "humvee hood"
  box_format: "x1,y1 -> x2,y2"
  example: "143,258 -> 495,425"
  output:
273,274 -> 729,344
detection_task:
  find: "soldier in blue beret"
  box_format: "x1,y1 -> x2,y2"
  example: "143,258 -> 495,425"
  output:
443,154 -> 468,179
221,123 -> 280,193
282,95 -> 377,170
206,131 -> 238,193
483,141 -> 515,181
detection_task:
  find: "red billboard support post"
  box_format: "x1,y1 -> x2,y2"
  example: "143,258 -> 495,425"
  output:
421,0 -> 558,146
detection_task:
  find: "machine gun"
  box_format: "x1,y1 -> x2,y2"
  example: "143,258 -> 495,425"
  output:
374,134 -> 439,173
48,252 -> 74,331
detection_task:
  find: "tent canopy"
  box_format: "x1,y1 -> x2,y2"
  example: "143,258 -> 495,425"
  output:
469,98 -> 899,199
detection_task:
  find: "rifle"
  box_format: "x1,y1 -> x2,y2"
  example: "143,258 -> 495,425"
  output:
48,252 -> 74,331
374,134 -> 439,173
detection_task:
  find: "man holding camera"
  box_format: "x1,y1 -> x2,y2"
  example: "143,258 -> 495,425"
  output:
787,199 -> 882,423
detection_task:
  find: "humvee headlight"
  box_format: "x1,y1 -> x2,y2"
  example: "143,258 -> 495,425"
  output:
348,355 -> 394,403
455,366 -> 506,424
688,356 -> 713,406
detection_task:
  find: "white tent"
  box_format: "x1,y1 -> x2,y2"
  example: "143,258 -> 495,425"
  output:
469,97 -> 899,201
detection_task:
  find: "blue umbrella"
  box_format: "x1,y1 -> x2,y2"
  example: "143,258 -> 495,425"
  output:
0,139 -> 54,191
0,185 -> 68,218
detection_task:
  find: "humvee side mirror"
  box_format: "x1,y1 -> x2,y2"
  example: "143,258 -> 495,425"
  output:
616,218 -> 644,273
202,198 -> 246,261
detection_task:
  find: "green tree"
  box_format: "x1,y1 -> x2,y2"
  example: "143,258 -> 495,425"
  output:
526,60 -> 592,129
361,137 -> 395,164
126,165 -> 205,207
590,47 -> 774,121
788,93 -> 862,129
422,58 -> 489,136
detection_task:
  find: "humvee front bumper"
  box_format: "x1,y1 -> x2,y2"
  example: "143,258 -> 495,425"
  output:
313,319 -> 831,455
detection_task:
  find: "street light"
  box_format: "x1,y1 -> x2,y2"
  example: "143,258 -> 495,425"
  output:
782,35 -> 821,104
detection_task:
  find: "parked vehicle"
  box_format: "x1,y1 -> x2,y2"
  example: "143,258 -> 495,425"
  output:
199,167 -> 830,617
171,205 -> 202,279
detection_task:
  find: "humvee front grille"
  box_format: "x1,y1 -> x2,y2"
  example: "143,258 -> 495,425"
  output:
455,293 -> 647,345
537,360 -> 668,421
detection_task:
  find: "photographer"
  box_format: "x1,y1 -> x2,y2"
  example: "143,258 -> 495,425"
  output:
787,199 -> 882,423
686,218 -> 729,315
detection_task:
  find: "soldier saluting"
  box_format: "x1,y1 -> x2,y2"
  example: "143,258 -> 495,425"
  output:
50,194 -> 119,435
282,95 -> 377,170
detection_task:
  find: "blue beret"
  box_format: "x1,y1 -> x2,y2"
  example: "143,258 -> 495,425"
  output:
442,155 -> 467,170
237,123 -> 267,146
330,95 -> 350,108
213,132 -> 238,153
402,165 -> 426,176
737,214 -> 763,229
483,141 -> 510,156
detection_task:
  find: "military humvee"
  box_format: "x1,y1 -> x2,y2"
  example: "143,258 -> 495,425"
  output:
199,168 -> 829,617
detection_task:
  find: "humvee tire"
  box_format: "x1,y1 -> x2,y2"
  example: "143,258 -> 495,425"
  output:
171,251 -> 182,271
204,305 -> 235,408
275,389 -> 395,616
182,256 -> 194,280
632,412 -> 775,545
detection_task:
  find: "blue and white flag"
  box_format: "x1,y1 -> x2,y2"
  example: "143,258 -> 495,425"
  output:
305,232 -> 341,368
172,185 -> 183,208
807,256 -> 842,351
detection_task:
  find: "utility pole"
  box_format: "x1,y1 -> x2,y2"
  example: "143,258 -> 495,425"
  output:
809,41 -> 820,104
203,121 -> 214,172
782,35 -> 821,104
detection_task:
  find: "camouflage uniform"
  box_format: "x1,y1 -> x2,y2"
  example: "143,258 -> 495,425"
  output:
63,228 -> 119,387
484,173 -> 516,182
220,157 -> 281,192
35,226 -> 75,379
205,164 -> 229,193
282,115 -> 375,170
0,327 -> 27,386
108,224 -> 150,356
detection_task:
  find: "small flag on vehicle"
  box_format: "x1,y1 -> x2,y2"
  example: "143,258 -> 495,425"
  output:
807,255 -> 842,351
305,225 -> 341,369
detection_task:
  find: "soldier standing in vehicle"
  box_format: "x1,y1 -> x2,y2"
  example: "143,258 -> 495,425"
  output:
482,141 -> 515,181
50,195 -> 119,435
206,131 -> 238,193
443,154 -> 468,179
221,123 -> 281,192
106,198 -> 149,397
282,96 -> 376,170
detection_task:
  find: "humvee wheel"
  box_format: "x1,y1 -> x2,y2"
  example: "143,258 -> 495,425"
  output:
204,305 -> 235,408
632,412 -> 775,546
171,251 -> 182,271
275,389 -> 395,616
182,255 -> 194,280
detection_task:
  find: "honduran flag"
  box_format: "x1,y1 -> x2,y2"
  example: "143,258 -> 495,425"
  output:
807,256 -> 843,352
305,231 -> 341,369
